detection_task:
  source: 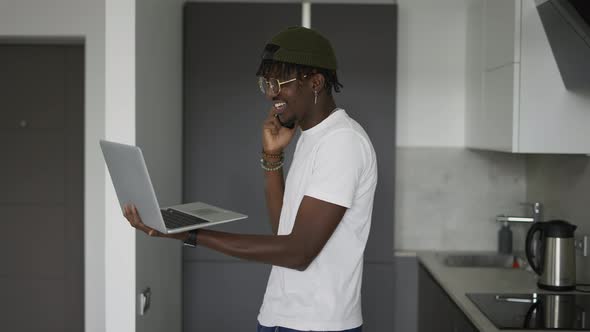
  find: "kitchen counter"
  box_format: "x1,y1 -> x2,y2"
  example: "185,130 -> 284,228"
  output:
417,251 -> 584,332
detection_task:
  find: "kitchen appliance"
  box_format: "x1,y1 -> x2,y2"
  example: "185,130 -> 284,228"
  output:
467,293 -> 590,330
526,220 -> 577,291
536,0 -> 590,90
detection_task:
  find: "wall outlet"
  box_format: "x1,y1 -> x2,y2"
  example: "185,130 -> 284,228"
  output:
575,235 -> 589,257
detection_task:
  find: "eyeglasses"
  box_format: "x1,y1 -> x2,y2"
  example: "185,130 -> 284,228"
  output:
257,76 -> 301,96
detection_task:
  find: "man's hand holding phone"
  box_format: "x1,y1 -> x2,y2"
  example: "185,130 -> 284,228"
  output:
262,108 -> 297,154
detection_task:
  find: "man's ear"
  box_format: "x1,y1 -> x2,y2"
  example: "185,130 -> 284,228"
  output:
310,72 -> 326,92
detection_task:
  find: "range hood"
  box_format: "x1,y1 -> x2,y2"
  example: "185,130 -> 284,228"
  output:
535,0 -> 590,90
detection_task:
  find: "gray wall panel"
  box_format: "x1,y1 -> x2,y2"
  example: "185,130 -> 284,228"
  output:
312,4 -> 397,262
135,0 -> 184,331
313,5 -> 398,331
393,257 -> 418,332
362,262 -> 395,331
183,2 -> 301,262
183,3 -> 300,330
183,261 -> 271,331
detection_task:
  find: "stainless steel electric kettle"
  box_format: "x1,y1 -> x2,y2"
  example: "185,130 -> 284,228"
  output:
525,220 -> 577,291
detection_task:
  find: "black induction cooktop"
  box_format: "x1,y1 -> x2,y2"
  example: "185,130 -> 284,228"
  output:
467,293 -> 590,330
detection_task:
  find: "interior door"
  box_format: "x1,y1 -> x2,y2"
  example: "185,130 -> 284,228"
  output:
0,44 -> 84,332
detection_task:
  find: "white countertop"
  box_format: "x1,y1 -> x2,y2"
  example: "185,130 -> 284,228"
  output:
417,251 -> 584,332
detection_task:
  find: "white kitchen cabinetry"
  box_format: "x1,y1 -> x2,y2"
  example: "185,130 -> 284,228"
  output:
466,0 -> 590,154
483,0 -> 520,70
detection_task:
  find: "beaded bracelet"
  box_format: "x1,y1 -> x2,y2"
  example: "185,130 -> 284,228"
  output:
260,158 -> 284,167
262,150 -> 284,159
261,161 -> 284,172
260,158 -> 284,169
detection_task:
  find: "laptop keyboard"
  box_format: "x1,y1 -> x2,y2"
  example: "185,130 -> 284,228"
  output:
161,209 -> 208,229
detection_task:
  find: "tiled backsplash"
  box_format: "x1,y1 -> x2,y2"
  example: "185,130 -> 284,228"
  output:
392,149 -> 590,332
526,154 -> 590,282
394,148 -> 590,281
395,147 -> 527,251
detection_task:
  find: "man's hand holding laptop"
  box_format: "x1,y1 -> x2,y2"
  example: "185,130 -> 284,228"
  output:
122,203 -> 189,241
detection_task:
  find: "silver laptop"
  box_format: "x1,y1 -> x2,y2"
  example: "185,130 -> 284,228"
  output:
99,139 -> 247,234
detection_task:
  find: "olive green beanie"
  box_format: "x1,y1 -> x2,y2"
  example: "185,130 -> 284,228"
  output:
261,26 -> 338,71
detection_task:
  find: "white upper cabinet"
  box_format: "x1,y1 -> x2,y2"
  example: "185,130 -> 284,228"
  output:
483,0 -> 521,70
466,0 -> 590,154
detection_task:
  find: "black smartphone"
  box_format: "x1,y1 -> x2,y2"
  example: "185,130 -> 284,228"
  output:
276,115 -> 295,129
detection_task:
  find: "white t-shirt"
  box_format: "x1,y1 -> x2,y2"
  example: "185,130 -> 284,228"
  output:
257,109 -> 378,331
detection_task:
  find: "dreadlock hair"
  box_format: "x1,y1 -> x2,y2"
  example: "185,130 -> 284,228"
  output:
256,60 -> 343,96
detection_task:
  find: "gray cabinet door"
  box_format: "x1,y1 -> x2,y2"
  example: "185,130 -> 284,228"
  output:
419,264 -> 454,332
418,264 -> 480,332
452,308 -> 479,332
313,4 -> 397,263
183,3 -> 300,331
0,45 -> 84,332
313,5 -> 397,332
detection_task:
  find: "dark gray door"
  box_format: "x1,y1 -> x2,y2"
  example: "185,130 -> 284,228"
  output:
0,45 -> 84,332
183,3 -> 300,331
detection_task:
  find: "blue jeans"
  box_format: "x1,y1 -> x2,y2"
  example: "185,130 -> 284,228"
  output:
257,323 -> 362,332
